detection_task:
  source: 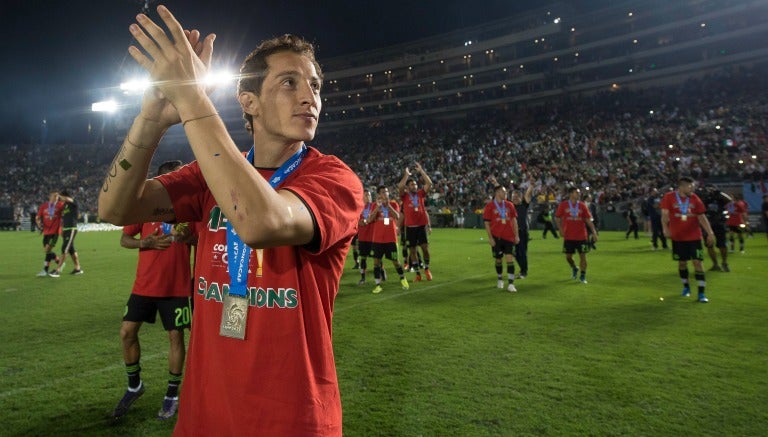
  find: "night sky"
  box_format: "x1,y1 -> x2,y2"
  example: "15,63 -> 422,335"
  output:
0,0 -> 613,143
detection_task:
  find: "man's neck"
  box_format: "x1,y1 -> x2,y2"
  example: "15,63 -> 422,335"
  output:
251,139 -> 304,168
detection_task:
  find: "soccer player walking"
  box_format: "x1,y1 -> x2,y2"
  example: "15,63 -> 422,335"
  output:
398,162 -> 433,281
661,177 -> 716,303
367,186 -> 410,294
554,186 -> 598,284
483,186 -> 520,292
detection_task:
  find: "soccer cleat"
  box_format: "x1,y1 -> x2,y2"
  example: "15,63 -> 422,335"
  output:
48,270 -> 60,278
580,278 -> 588,284
681,287 -> 691,297
112,383 -> 146,420
424,269 -> 433,281
36,270 -> 49,277
71,269 -> 84,275
372,285 -> 383,294
400,278 -> 409,290
571,267 -> 578,280
518,274 -> 526,279
708,265 -> 722,272
414,274 -> 422,282
722,264 -> 730,272
357,278 -> 366,286
353,263 -> 360,270
507,284 -> 517,292
698,292 -> 709,303
497,280 -> 504,289
157,397 -> 179,420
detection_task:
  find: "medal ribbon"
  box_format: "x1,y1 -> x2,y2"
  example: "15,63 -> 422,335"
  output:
568,200 -> 579,219
362,203 -> 372,220
494,200 -> 507,220
381,202 -> 389,219
675,192 -> 690,217
161,223 -> 173,235
48,201 -> 55,219
226,144 -> 307,297
409,192 -> 419,210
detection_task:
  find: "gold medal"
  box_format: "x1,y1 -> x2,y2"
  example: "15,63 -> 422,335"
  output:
681,214 -> 687,221
219,293 -> 248,340
501,219 -> 506,224
414,207 -> 418,212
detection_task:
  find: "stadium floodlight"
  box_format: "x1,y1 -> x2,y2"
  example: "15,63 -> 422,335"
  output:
120,78 -> 151,95
91,99 -> 118,113
119,69 -> 236,96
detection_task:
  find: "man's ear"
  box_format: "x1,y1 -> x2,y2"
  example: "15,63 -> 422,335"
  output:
238,91 -> 259,118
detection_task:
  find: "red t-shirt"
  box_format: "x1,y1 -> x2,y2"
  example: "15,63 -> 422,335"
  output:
482,199 -> 518,241
37,201 -> 64,236
358,202 -> 375,242
400,189 -> 429,226
660,191 -> 706,241
122,222 -> 194,298
157,147 -> 361,436
725,200 -> 747,226
371,200 -> 400,244
555,200 -> 592,241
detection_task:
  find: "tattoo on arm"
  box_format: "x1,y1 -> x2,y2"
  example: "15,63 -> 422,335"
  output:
101,145 -> 128,193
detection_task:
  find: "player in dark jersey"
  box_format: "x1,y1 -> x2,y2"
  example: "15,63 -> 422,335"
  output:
48,190 -> 83,277
697,184 -> 731,272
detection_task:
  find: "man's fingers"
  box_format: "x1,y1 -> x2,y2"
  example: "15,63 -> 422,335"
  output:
132,15 -> 169,63
156,5 -> 190,53
127,44 -> 153,71
200,33 -> 216,68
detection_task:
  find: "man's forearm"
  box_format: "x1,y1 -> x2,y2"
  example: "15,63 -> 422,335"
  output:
99,116 -> 167,223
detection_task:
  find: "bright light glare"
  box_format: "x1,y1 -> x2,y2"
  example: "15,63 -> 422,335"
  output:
119,69 -> 236,96
91,100 -> 118,113
120,78 -> 151,95
204,70 -> 236,87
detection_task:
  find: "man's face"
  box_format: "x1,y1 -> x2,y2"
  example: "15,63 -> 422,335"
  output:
495,187 -> 507,201
378,188 -> 390,201
511,191 -> 522,204
250,51 -> 322,143
407,180 -> 418,193
679,182 -> 694,196
569,189 -> 581,201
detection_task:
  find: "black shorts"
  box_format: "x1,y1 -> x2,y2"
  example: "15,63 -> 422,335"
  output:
60,228 -> 78,255
358,240 -> 373,258
703,226 -> 726,249
405,226 -> 429,248
351,234 -> 359,246
490,237 -> 516,259
672,240 -> 704,261
371,242 -> 399,261
123,294 -> 192,330
727,225 -> 744,234
42,234 -> 58,249
563,240 -> 590,254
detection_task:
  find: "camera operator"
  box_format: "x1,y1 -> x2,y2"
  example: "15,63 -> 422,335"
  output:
697,184 -> 732,272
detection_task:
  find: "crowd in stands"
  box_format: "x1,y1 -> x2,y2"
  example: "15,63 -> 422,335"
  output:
1,65 -> 766,227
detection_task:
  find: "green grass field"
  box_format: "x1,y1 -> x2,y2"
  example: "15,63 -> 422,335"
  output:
1,229 -> 766,436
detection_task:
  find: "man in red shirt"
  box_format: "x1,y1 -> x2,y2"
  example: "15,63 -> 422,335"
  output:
35,191 -> 63,277
483,186 -> 520,292
98,9 -> 361,435
661,177 -> 716,303
111,160 -> 196,421
356,189 -> 375,285
554,186 -> 598,284
398,162 -> 434,281
726,193 -> 749,253
367,186 -> 410,294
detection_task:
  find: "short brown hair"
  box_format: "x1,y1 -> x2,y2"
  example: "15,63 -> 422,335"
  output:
237,35 -> 322,134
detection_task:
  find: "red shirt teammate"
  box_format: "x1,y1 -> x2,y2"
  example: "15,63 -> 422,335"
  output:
554,186 -> 598,284
367,186 -> 410,294
398,162 -> 434,281
356,190 -> 375,285
111,160 -> 196,421
98,9 -> 362,435
483,186 -> 520,292
661,176 -> 716,303
35,191 -> 64,277
725,194 -> 748,253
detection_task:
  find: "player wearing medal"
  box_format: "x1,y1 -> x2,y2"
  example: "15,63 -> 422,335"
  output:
483,186 -> 520,292
112,160 -> 196,421
368,186 -> 410,294
356,189 -> 375,285
35,191 -> 64,277
554,186 -> 598,284
398,162 -> 433,281
98,8 -> 361,435
661,176 -> 715,303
